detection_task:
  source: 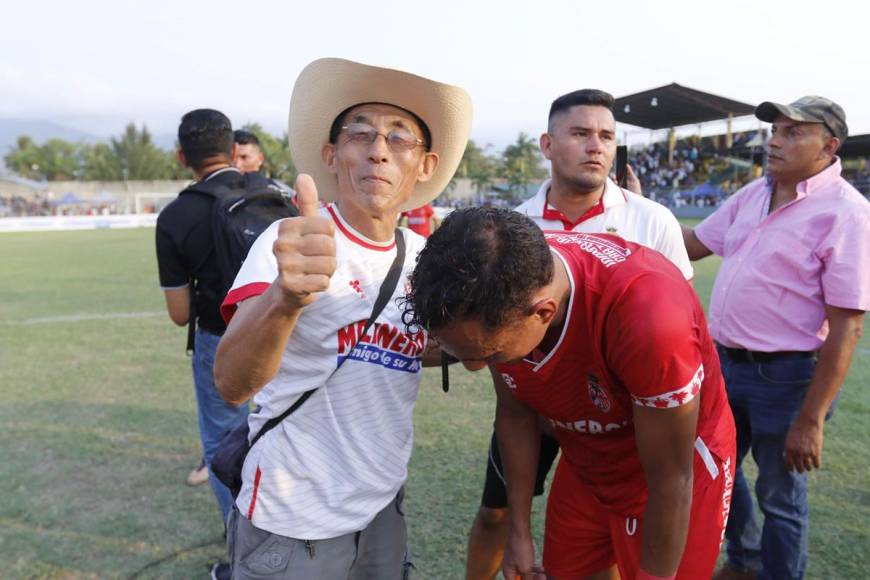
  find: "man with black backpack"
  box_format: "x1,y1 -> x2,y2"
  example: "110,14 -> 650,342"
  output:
155,109 -> 298,565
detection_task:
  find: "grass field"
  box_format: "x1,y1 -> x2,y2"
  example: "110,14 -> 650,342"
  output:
0,227 -> 867,579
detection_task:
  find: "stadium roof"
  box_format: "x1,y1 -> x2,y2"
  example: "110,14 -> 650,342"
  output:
614,83 -> 756,130
839,133 -> 870,158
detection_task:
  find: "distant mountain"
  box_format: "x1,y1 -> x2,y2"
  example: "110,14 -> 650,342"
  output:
0,119 -> 101,155
152,132 -> 177,150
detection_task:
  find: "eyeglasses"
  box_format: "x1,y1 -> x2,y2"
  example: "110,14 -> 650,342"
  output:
340,123 -> 426,152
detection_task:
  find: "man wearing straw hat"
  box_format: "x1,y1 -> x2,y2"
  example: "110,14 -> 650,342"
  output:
213,58 -> 471,579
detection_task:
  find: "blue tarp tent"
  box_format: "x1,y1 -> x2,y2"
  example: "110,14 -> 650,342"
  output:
52,192 -> 85,205
682,183 -> 726,198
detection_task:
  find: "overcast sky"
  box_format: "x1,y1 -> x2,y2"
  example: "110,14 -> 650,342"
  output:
2,0 -> 867,149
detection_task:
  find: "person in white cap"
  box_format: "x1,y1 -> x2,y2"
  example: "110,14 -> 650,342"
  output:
213,58 -> 472,579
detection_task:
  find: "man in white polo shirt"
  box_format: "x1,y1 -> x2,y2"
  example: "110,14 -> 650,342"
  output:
213,58 -> 472,580
466,88 -> 693,580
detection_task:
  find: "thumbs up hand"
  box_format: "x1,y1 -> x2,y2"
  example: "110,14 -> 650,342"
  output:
272,174 -> 337,309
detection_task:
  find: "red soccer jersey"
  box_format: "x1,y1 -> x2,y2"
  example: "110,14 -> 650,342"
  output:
402,204 -> 435,237
496,231 -> 735,516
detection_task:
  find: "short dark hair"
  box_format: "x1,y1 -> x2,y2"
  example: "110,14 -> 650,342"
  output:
178,109 -> 233,170
233,129 -> 262,148
402,207 -> 554,331
327,103 -> 432,150
548,89 -> 615,125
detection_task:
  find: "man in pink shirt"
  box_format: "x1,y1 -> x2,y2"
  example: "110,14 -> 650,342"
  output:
682,96 -> 869,580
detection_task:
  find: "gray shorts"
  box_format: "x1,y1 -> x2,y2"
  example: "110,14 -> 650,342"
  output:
228,487 -> 412,579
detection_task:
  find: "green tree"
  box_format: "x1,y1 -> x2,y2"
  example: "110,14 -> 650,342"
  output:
458,140 -> 498,194
163,146 -> 191,180
110,123 -> 175,180
498,133 -> 547,200
239,123 -> 297,184
4,136 -> 84,180
42,139 -> 82,180
81,143 -> 122,180
3,135 -> 43,179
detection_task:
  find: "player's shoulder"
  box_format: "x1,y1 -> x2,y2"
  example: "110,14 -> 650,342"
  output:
608,266 -> 695,336
547,232 -> 635,275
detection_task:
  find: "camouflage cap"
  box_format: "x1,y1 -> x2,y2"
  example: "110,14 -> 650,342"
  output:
755,96 -> 848,143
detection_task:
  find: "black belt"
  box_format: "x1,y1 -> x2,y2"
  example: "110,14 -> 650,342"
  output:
717,344 -> 816,364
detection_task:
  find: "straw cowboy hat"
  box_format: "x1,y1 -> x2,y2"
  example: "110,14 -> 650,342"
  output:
288,57 -> 473,211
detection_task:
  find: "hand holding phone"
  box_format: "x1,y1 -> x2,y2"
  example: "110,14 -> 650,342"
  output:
616,145 -> 628,188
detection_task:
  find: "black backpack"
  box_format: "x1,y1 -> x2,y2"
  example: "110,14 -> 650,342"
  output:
181,171 -> 299,351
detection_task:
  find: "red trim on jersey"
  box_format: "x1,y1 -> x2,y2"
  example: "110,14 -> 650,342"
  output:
247,466 -> 262,519
542,192 -> 605,229
523,247 -> 575,372
632,363 -> 704,409
327,205 -> 396,251
221,282 -> 271,323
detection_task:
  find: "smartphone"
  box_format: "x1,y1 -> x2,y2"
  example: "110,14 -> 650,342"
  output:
616,145 -> 628,188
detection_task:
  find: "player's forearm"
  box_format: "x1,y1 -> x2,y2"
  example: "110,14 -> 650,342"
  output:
798,312 -> 863,426
633,398 -> 699,576
495,400 -> 540,535
639,468 -> 693,576
214,284 -> 304,406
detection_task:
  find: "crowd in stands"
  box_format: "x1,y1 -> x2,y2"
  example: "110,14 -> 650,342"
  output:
0,194 -> 51,217
629,130 -> 768,205
0,194 -> 125,217
631,142 -> 699,191
842,159 -> 870,195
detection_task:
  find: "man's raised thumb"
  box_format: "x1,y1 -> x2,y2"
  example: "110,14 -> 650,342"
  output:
295,173 -> 321,217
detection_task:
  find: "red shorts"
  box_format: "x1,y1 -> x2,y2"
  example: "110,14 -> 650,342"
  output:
542,441 -> 735,580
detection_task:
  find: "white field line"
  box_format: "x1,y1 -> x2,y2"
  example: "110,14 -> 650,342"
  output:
3,311 -> 165,325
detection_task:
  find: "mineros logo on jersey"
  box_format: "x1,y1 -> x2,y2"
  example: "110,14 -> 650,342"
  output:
548,417 -> 629,435
587,374 -> 612,412
545,232 -> 631,267
337,321 -> 425,373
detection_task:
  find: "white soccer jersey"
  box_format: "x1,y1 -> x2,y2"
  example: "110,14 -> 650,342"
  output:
222,203 -> 428,539
515,178 -> 693,279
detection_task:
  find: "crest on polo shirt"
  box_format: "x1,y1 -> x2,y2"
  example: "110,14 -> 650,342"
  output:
587,374 -> 611,412
501,373 -> 517,390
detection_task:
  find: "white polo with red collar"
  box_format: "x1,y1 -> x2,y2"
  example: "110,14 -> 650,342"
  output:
515,178 -> 693,279
221,203 -> 428,539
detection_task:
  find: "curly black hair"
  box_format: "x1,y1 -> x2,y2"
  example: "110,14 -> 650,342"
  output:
402,207 -> 554,332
